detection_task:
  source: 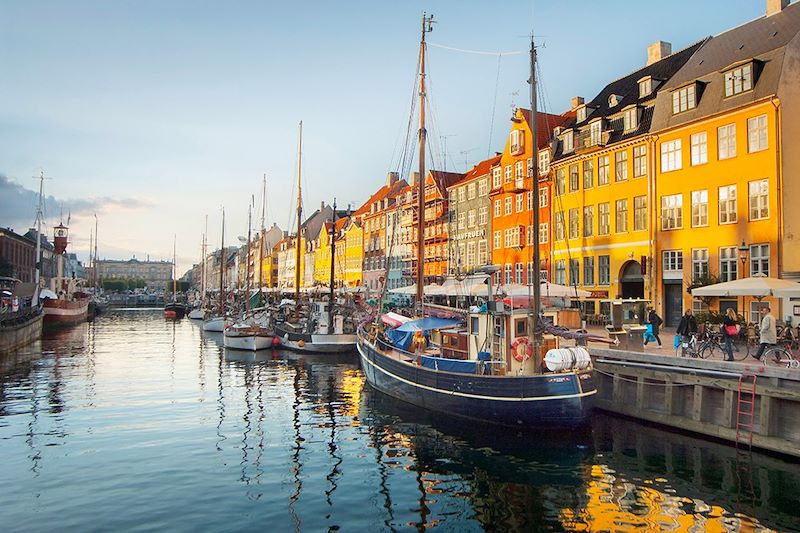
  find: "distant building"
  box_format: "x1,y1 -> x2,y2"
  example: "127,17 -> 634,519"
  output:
64,253 -> 86,280
0,228 -> 36,282
96,257 -> 172,288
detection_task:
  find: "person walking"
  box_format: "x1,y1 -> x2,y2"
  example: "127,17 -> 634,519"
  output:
753,306 -> 777,361
676,309 -> 698,355
644,306 -> 663,348
721,308 -> 738,361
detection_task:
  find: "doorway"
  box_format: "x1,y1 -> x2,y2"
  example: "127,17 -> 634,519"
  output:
619,261 -> 644,299
664,281 -> 683,327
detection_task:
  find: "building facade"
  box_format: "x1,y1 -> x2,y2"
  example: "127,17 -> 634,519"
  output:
0,228 -> 36,282
96,257 -> 173,288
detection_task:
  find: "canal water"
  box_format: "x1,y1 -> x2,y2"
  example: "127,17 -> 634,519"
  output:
1,310 -> 799,532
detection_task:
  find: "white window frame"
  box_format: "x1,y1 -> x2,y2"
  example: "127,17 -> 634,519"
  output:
516,193 -> 523,213
615,150 -> 628,181
583,159 -> 594,189
634,196 -> 647,231
504,165 -> 512,184
590,120 -> 602,146
538,151 -> 550,174
615,198 -> 628,233
719,246 -> 738,282
750,243 -> 769,276
504,196 -> 513,215
539,187 -> 548,208
660,140 -> 682,172
494,199 -> 502,218
691,248 -> 709,281
724,63 -> 752,97
719,185 -> 737,224
633,145 -> 646,178
663,250 -> 684,272
493,230 -> 502,250
748,179 -> 769,221
478,206 -> 488,226
598,155 -> 610,185
623,107 -> 637,132
661,194 -> 683,230
563,131 -> 574,152
690,132 -> 708,166
492,167 -> 502,188
478,179 -> 488,197
747,114 -> 768,153
672,84 -> 696,114
569,208 -> 580,239
539,222 -> 549,244
691,190 -> 708,227
583,205 -> 594,237
718,124 -> 737,160
598,202 -> 610,235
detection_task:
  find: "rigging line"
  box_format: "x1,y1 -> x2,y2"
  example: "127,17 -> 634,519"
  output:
395,53 -> 422,174
487,54 -> 502,158
428,42 -> 524,56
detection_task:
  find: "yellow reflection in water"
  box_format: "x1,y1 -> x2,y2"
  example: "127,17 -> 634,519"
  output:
339,369 -> 364,418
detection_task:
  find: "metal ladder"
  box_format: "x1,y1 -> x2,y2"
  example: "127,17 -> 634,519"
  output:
735,373 -> 757,449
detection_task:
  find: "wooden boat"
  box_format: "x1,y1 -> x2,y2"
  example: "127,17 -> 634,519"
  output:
223,324 -> 276,351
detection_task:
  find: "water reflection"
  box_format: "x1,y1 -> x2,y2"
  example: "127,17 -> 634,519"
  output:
1,310 -> 798,532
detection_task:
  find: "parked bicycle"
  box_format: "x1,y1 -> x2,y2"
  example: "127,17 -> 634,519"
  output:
760,344 -> 800,369
697,331 -> 749,360
676,333 -> 702,358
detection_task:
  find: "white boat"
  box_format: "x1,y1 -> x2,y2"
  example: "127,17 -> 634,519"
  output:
223,325 -> 275,351
202,316 -> 230,332
188,308 -> 204,320
276,301 -> 357,352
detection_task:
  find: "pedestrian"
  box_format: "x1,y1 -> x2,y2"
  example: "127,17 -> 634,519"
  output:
644,305 -> 663,347
721,308 -> 738,361
676,309 -> 698,350
753,306 -> 777,361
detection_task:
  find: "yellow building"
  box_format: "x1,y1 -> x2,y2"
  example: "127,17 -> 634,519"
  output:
649,1 -> 800,325
549,41 -> 703,318
342,218 -> 363,288
314,217 -> 348,287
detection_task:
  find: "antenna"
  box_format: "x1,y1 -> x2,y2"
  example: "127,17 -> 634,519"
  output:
439,134 -> 457,172
459,148 -> 479,171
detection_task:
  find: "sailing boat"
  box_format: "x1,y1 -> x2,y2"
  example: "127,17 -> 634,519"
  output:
203,209 -> 231,332
188,218 -> 207,320
164,235 -> 187,318
275,123 -> 358,353
356,16 -> 598,427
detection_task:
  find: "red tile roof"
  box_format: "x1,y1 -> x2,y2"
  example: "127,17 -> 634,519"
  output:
519,108 -> 573,148
449,154 -> 502,188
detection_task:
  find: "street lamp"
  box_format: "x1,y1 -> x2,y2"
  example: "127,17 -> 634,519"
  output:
738,240 -> 749,321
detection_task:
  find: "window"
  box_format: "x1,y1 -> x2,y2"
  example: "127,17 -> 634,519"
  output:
515,194 -> 523,213
623,107 -> 637,131
748,115 -> 768,153
504,165 -> 512,184
583,160 -> 593,189
569,208 -> 580,239
563,131 -> 574,152
510,129 -> 525,154
598,202 -> 610,235
515,262 -> 524,284
504,264 -> 512,284
569,259 -> 580,286
663,250 -> 683,271
467,183 -> 476,200
478,179 -> 488,197
750,244 -> 769,276
615,151 -> 628,181
504,196 -> 513,215
576,106 -> 586,122
538,151 -> 550,175
555,212 -> 565,241
615,199 -> 628,233
690,132 -> 708,165
639,77 -> 652,98
458,212 -> 465,229
598,155 -> 610,185
515,160 -> 525,186
719,185 -> 737,224
598,256 -> 610,285
555,260 -> 566,285
691,190 -> 708,227
456,187 -> 464,203
724,63 -> 752,97
569,164 -> 579,192
492,167 -> 502,188
504,228 -> 520,248
691,249 -> 709,281
718,124 -> 737,160
583,257 -> 594,286
633,146 -> 647,178
719,246 -> 738,282
661,194 -> 683,230
527,262 -> 535,284
494,230 -> 501,249
583,206 -> 594,237
672,84 -> 696,114
749,179 -> 769,220
467,209 -> 476,227
527,191 -> 534,211
478,241 -> 488,265
555,168 -> 566,195
661,140 -> 682,172
494,199 -> 502,218
539,222 -> 549,244
539,187 -> 548,208
478,206 -> 488,225
590,121 -> 602,146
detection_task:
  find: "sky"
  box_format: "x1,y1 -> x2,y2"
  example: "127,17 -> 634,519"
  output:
0,0 -> 771,275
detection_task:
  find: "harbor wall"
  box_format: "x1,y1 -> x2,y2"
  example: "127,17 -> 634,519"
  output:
588,347 -> 800,458
0,313 -> 43,353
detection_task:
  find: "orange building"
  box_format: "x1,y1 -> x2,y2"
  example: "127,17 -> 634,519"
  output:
417,170 -> 464,283
490,108 -> 571,285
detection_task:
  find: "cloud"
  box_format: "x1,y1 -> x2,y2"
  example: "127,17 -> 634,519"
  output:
0,173 -> 153,230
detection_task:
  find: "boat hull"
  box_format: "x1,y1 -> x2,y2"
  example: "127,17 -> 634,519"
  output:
164,303 -> 187,319
202,316 -> 230,332
357,333 -> 595,428
42,299 -> 89,326
187,308 -> 204,320
0,311 -> 43,352
275,325 -> 356,353
223,332 -> 275,351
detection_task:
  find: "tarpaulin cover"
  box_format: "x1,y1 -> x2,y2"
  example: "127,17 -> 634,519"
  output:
385,328 -> 414,351
396,317 -> 462,332
420,355 -> 478,374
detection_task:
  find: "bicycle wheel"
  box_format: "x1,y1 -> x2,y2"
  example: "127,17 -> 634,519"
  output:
732,339 -> 750,361
697,341 -> 714,359
766,346 -> 790,366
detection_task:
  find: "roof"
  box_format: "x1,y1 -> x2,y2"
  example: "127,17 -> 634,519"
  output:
428,170 -> 465,197
353,179 -> 408,218
651,2 -> 800,131
519,108 -> 573,148
449,155 -> 501,188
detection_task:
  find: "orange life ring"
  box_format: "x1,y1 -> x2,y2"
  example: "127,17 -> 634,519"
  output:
512,337 -> 531,362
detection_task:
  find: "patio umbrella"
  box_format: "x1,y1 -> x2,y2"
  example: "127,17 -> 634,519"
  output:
691,275 -> 800,298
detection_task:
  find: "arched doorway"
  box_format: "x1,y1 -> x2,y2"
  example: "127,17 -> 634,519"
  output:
619,260 -> 644,299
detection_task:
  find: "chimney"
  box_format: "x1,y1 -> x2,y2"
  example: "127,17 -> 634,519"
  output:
570,96 -> 584,110
767,0 -> 789,16
320,201 -> 325,211
411,171 -> 420,185
646,41 -> 672,66
387,171 -> 399,186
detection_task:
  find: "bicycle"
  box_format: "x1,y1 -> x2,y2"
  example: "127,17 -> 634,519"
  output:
761,344 -> 800,369
676,333 -> 701,358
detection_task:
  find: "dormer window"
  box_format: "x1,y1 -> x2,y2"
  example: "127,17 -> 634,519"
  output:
638,77 -> 653,98
576,105 -> 587,122
724,63 -> 753,97
510,129 -> 525,155
562,130 -> 574,153
672,83 -> 697,114
590,120 -> 602,146
608,94 -> 622,107
623,106 -> 639,132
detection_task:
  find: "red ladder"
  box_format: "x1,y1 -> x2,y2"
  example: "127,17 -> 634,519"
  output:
735,374 -> 757,449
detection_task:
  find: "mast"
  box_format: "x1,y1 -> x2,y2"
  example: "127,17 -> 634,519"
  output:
415,13 -> 434,313
329,198 -> 337,328
172,234 -> 177,302
295,121 -> 303,305
259,174 -> 266,292
528,37 -> 542,367
88,228 -> 93,291
245,199 -> 253,313
202,214 -> 208,302
219,208 -> 226,316
33,170 -> 44,301
93,213 -> 98,290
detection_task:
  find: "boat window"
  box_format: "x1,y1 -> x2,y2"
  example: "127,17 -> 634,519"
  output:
470,316 -> 479,335
515,319 -> 527,337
